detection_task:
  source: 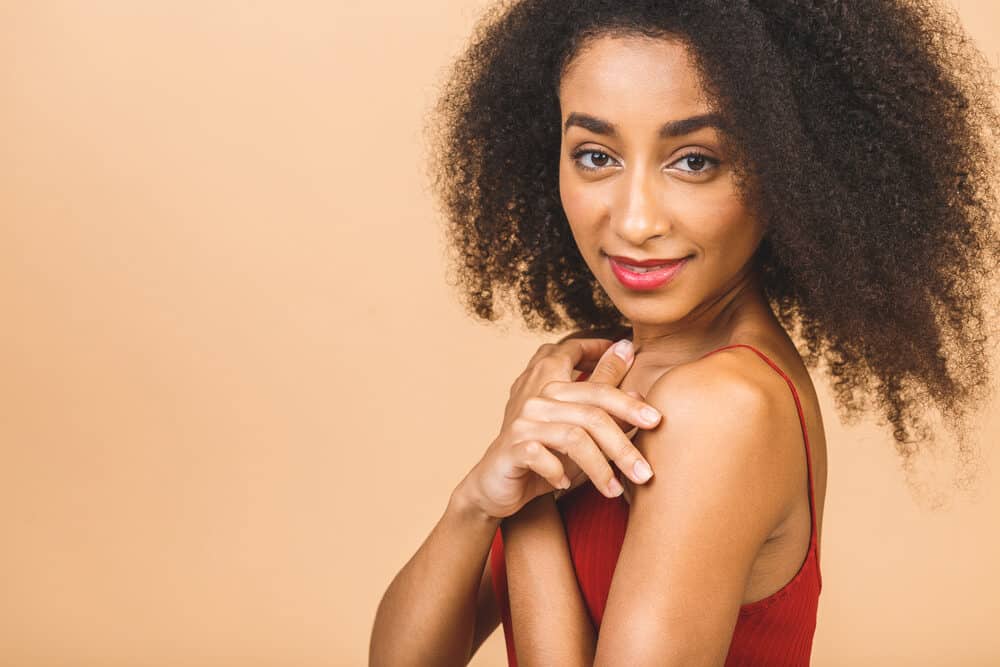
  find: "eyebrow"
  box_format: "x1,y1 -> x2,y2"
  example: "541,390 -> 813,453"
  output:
563,111 -> 728,139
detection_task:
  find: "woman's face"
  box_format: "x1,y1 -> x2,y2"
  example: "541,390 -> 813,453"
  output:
558,34 -> 765,328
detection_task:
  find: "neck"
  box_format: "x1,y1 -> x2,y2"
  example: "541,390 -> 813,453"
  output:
625,265 -> 774,372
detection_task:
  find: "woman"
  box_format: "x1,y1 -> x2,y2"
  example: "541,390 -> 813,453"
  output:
371,1 -> 1000,665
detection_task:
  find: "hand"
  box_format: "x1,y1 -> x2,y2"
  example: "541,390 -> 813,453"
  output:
458,336 -> 662,520
554,352 -> 653,505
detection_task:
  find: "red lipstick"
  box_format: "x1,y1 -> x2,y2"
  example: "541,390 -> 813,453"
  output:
608,254 -> 690,291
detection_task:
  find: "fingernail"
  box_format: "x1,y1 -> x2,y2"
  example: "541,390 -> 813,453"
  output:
640,406 -> 661,425
613,339 -> 633,362
607,477 -> 625,497
633,459 -> 653,483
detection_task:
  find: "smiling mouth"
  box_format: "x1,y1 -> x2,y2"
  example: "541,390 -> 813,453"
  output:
617,262 -> 676,272
607,254 -> 692,290
605,252 -> 693,267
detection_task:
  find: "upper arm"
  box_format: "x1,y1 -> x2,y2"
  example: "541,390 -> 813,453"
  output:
593,354 -> 800,667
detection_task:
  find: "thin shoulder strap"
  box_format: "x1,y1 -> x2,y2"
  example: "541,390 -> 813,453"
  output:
577,343 -> 816,541
699,344 -> 818,545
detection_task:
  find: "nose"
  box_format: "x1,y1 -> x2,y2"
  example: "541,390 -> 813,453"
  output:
612,164 -> 671,246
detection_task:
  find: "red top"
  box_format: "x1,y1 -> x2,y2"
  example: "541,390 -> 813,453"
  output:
489,343 -> 822,666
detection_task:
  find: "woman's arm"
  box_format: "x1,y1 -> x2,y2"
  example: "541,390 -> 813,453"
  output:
369,479 -> 501,667
501,492 -> 596,666
593,351 -> 800,666
370,334 -> 655,666
500,333 -> 648,665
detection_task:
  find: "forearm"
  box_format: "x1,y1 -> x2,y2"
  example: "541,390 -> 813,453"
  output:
501,493 -> 597,666
369,480 -> 499,667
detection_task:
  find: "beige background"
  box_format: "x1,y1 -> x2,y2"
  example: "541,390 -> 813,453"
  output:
1,1 -> 998,665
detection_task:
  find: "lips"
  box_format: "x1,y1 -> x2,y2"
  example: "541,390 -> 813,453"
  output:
608,255 -> 690,291
616,261 -> 674,272
608,254 -> 689,268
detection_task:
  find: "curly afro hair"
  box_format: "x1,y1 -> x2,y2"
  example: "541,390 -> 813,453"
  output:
424,0 -> 1000,498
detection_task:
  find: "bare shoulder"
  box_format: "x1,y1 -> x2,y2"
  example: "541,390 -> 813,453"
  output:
594,346 -> 814,659
646,345 -> 791,419
633,346 -> 805,521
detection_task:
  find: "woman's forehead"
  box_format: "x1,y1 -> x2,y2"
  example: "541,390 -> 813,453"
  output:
559,35 -> 709,111
559,37 -> 716,141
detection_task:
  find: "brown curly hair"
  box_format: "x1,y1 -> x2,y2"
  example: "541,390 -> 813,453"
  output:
423,0 -> 1000,498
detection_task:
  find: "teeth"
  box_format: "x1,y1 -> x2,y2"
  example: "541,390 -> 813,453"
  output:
623,263 -> 670,273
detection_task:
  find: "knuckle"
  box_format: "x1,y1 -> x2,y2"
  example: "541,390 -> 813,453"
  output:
525,351 -> 546,370
555,329 -> 587,344
565,424 -> 588,446
546,350 -> 574,371
613,439 -> 637,461
582,406 -> 609,430
523,440 -> 540,456
535,354 -> 562,374
523,396 -> 545,415
591,463 -> 615,488
539,379 -> 561,397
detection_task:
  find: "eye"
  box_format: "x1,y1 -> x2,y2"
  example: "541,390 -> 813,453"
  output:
570,148 -> 720,176
570,148 -> 620,172
670,150 -> 720,175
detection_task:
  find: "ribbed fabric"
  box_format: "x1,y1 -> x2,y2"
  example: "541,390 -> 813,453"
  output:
489,343 -> 822,666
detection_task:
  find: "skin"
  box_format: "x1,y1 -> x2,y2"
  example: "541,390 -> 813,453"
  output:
556,33 -> 826,517
558,33 -> 769,379
370,336 -> 664,666
499,34 -> 829,665
370,32 -> 830,667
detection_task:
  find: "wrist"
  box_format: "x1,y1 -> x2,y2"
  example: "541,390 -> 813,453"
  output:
448,479 -> 502,527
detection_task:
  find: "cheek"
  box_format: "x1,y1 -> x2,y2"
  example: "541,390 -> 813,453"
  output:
685,188 -> 754,251
559,166 -> 584,217
559,170 -> 604,238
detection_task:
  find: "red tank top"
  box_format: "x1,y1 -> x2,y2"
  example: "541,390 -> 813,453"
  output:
489,343 -> 822,666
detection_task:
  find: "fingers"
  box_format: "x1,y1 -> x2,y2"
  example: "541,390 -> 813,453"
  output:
623,391 -> 643,438
539,337 -> 616,375
586,337 -> 634,386
515,439 -> 571,491
538,380 -> 661,433
527,335 -> 632,383
516,420 -> 624,497
516,401 -> 655,496
517,335 -> 659,499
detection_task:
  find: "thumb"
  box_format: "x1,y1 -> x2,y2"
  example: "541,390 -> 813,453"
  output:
585,338 -> 634,386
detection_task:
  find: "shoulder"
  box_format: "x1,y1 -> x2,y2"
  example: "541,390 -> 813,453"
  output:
593,345 -> 807,660
632,346 -> 803,527
647,345 -> 789,424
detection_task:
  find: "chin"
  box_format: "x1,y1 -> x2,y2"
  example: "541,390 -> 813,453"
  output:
608,300 -> 677,324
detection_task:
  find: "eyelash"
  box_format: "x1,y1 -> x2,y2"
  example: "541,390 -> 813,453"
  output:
570,148 -> 720,175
